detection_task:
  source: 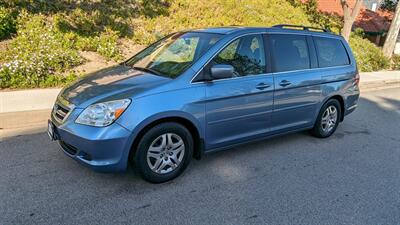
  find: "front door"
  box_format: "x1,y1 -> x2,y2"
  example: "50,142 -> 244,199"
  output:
203,34 -> 274,149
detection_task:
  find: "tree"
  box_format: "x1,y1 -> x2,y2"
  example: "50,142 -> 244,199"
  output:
383,2 -> 400,57
340,0 -> 363,41
302,0 -> 342,33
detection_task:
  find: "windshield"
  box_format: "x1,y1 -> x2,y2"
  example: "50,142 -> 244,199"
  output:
125,32 -> 223,78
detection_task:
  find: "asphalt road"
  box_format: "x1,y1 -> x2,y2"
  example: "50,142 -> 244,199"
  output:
1,88 -> 399,225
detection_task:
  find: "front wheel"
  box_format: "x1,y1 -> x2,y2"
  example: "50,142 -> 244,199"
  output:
310,99 -> 341,138
133,122 -> 193,183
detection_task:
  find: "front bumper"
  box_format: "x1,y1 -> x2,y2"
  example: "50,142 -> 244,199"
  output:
49,109 -> 133,172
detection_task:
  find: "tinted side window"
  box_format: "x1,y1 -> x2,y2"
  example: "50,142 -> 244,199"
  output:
270,34 -> 310,72
314,37 -> 350,67
212,34 -> 266,77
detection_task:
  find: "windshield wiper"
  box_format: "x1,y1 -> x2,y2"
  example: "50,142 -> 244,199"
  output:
132,66 -> 162,76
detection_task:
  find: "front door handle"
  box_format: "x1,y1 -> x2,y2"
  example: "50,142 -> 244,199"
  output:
256,82 -> 270,90
279,80 -> 291,87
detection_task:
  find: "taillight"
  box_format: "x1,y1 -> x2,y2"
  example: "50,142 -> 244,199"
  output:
353,73 -> 360,86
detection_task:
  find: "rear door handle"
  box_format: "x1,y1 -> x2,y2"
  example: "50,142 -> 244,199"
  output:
256,82 -> 271,90
279,80 -> 291,87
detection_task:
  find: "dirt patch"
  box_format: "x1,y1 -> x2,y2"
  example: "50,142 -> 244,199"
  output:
72,41 -> 145,75
120,38 -> 145,58
72,51 -> 117,75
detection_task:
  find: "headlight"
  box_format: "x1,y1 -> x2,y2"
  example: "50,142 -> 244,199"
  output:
75,99 -> 131,127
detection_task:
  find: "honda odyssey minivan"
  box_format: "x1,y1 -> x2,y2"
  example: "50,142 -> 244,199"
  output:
48,25 -> 360,183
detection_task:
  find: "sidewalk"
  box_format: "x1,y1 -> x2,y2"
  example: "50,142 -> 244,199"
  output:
358,71 -> 400,90
359,70 -> 400,82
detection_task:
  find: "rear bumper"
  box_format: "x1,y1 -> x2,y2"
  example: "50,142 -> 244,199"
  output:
51,118 -> 133,172
345,103 -> 358,116
344,87 -> 360,117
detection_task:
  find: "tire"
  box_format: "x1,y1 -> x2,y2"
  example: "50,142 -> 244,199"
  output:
310,99 -> 341,138
133,122 -> 193,183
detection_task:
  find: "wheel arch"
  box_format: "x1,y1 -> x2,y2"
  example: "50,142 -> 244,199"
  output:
128,113 -> 204,163
322,95 -> 345,122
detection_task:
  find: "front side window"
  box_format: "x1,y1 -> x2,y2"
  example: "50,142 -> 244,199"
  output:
211,34 -> 266,77
126,32 -> 223,78
314,37 -> 350,68
270,34 -> 310,72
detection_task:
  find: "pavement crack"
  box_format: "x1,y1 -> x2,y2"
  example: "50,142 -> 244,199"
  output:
247,215 -> 258,219
136,204 -> 151,209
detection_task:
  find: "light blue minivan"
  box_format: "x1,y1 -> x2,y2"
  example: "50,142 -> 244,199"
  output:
48,25 -> 360,183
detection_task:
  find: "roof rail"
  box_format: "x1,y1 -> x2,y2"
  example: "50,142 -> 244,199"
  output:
272,24 -> 330,33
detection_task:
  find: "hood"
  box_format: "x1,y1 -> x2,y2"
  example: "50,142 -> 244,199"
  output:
61,65 -> 171,107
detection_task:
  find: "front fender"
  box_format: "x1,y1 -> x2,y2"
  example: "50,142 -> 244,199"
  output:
115,110 -> 204,169
114,86 -> 206,167
127,110 -> 204,140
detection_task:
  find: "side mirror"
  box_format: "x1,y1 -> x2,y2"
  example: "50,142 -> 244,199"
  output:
210,64 -> 234,80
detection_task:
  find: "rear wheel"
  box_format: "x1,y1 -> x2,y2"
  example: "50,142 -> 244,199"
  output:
134,122 -> 193,183
311,99 -> 341,138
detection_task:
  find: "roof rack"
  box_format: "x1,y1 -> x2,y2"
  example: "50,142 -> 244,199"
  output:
272,24 -> 330,33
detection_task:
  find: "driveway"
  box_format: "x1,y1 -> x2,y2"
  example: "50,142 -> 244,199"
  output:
1,88 -> 399,225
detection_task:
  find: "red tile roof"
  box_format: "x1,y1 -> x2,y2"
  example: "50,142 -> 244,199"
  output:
317,0 -> 359,16
354,9 -> 391,33
302,0 -> 393,33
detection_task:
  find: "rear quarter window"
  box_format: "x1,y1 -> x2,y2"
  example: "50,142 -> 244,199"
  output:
314,37 -> 350,68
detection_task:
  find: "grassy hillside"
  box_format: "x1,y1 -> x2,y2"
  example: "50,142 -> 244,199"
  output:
132,0 -> 312,44
0,0 -> 391,89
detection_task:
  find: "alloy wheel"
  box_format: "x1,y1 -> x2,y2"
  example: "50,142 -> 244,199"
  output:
321,105 -> 338,133
146,133 -> 185,174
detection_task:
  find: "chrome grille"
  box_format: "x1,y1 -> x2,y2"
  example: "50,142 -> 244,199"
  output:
52,96 -> 74,124
53,104 -> 69,122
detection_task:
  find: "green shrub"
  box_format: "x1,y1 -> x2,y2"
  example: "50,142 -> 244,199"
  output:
53,13 -> 122,60
0,6 -> 16,39
75,36 -> 99,51
352,28 -> 365,38
0,12 -> 82,89
391,55 -> 400,70
72,29 -> 121,61
53,7 -> 132,38
59,9 -> 100,36
97,28 -> 122,60
132,0 -> 312,44
349,36 -> 390,72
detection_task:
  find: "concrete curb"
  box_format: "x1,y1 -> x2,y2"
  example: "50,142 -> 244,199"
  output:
0,109 -> 51,140
0,88 -> 61,113
0,72 -> 399,113
359,79 -> 400,91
